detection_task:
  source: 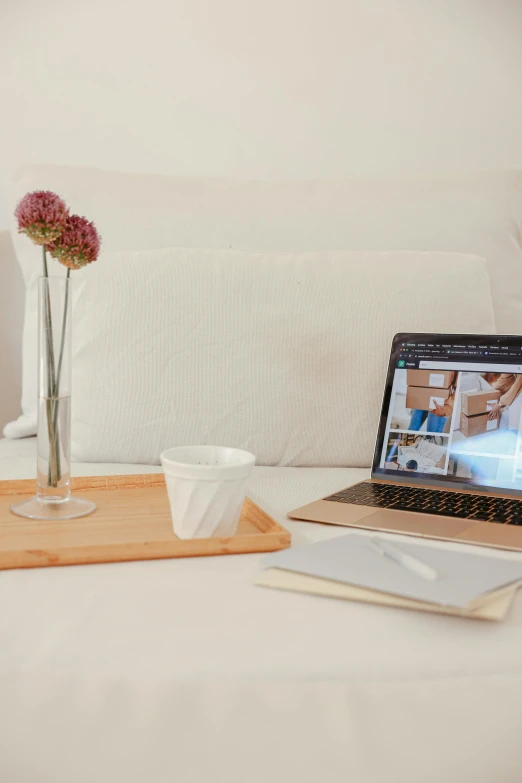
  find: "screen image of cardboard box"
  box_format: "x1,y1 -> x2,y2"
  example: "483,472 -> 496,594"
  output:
406,386 -> 450,412
460,412 -> 499,437
461,389 -> 501,416
406,369 -> 454,389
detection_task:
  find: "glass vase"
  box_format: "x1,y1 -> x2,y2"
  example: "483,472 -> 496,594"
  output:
11,277 -> 96,520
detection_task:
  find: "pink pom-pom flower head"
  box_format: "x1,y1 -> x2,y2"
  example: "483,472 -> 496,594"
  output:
15,190 -> 69,245
48,215 -> 101,270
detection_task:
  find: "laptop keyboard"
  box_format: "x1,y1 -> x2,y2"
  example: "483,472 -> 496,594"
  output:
324,483 -> 522,525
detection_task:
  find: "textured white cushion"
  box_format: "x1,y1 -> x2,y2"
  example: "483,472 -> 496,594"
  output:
68,248 -> 494,467
6,165 -> 521,438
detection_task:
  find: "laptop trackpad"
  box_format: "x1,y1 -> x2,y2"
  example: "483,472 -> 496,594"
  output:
365,509 -> 475,539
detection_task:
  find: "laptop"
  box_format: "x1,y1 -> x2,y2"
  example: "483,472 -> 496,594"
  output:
289,333 -> 522,552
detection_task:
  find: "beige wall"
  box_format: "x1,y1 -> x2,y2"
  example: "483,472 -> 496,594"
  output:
1,0 -> 522,228
0,232 -> 24,430
1,0 -> 522,428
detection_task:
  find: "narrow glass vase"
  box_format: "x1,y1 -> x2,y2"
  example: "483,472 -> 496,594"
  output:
11,277 -> 96,520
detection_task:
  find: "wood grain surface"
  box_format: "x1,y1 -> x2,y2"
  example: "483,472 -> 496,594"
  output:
0,474 -> 291,570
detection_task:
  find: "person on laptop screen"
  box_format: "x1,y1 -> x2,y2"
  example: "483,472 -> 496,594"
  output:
408,372 -> 457,433
487,373 -> 522,430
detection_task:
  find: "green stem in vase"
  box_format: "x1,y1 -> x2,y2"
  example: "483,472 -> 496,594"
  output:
42,245 -> 57,394
55,267 -> 70,395
52,268 -> 71,447
42,245 -> 61,487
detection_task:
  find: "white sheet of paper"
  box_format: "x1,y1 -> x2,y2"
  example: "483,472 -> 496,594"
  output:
263,532 -> 522,609
256,568 -> 518,621
486,418 -> 498,430
429,395 -> 445,410
429,373 -> 445,387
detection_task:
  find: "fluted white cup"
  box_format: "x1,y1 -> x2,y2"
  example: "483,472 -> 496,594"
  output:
160,446 -> 256,539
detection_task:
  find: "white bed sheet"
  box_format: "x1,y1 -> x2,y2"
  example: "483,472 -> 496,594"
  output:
1,438 -> 522,783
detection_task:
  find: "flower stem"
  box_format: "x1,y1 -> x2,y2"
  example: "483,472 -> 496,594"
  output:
42,245 -> 57,395
42,245 -> 60,487
55,267 -> 70,394
52,268 -> 70,444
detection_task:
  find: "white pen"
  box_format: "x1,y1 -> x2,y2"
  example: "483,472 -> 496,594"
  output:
368,538 -> 438,581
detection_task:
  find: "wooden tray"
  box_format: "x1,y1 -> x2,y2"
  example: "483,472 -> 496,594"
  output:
0,474 -> 291,570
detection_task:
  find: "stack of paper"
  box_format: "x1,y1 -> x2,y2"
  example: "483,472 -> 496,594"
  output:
257,533 -> 522,621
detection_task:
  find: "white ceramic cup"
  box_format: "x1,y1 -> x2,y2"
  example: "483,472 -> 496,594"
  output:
160,446 -> 256,539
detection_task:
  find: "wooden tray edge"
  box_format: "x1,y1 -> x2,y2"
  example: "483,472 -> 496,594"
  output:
0,529 -> 292,571
0,473 -> 167,496
0,474 -> 291,570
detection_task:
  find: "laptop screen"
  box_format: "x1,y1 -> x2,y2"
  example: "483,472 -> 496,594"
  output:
372,334 -> 522,494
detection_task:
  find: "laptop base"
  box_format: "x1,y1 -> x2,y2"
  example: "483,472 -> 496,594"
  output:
288,481 -> 522,552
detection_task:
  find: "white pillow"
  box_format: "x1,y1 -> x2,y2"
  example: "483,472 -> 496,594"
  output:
6,165 -> 521,438
69,248 -> 494,467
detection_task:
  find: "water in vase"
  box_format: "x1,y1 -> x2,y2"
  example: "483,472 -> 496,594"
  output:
37,393 -> 71,502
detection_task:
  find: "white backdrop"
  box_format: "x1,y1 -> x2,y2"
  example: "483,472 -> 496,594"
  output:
1,0 -> 522,228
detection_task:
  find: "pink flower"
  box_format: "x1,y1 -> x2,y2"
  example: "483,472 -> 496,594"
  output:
15,190 -> 69,245
48,215 -> 101,270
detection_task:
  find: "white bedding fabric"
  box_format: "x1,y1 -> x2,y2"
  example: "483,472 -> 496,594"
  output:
70,248 -> 493,467
2,439 -> 522,783
7,164 -> 522,441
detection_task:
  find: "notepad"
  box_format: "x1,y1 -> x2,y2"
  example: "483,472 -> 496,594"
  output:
261,533 -> 522,610
256,567 -> 518,621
